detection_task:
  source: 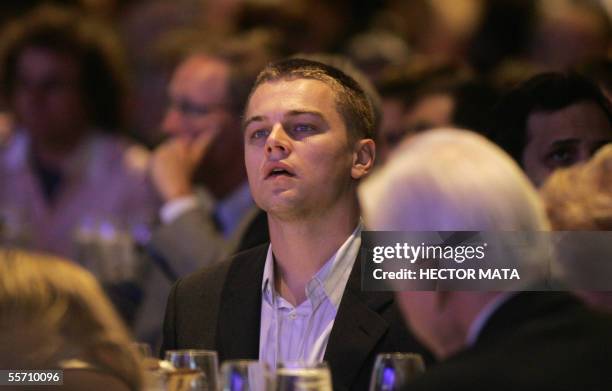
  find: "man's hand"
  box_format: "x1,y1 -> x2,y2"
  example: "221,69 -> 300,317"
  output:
150,130 -> 218,201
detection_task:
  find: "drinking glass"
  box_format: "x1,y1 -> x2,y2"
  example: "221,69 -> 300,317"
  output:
368,353 -> 425,391
165,349 -> 219,391
220,360 -> 273,391
275,362 -> 332,391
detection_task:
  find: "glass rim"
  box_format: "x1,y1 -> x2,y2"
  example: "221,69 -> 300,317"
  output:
164,349 -> 218,357
276,367 -> 331,377
276,360 -> 329,368
376,352 -> 423,360
220,359 -> 269,370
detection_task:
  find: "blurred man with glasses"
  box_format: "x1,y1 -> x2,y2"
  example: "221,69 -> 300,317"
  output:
149,51 -> 269,279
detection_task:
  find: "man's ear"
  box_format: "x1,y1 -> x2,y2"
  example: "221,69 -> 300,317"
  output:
351,138 -> 376,180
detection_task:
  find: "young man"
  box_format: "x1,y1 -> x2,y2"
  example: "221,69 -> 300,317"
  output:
149,52 -> 268,279
161,58 -> 430,391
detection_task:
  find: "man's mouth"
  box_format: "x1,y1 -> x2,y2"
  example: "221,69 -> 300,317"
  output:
267,168 -> 295,178
265,164 -> 296,179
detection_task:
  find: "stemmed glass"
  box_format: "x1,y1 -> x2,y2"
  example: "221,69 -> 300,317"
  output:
220,360 -> 273,391
368,353 -> 425,391
275,362 -> 332,391
165,349 -> 219,391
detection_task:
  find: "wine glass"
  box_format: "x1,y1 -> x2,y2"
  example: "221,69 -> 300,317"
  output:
368,353 -> 425,391
165,349 -> 219,391
275,362 -> 332,391
220,360 -> 273,391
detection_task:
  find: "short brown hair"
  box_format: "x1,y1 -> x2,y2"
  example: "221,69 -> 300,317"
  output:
250,57 -> 375,141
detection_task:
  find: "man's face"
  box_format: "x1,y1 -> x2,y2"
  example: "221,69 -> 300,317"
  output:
522,101 -> 612,186
162,55 -> 241,165
243,78 -> 356,220
13,47 -> 88,146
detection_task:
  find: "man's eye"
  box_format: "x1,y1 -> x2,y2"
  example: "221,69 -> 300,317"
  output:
547,148 -> 576,167
294,124 -> 315,133
250,129 -> 269,139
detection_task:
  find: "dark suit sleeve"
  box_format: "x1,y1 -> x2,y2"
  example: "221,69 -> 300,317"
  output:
160,278 -> 181,357
158,254 -> 246,356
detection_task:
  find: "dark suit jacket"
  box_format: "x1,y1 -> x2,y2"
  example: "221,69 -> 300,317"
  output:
405,292 -> 612,391
162,243 -> 432,391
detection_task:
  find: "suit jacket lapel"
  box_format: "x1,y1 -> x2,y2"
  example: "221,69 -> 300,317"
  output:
216,244 -> 268,361
325,250 -> 393,391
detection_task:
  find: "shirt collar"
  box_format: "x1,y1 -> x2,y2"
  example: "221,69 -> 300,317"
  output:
261,222 -> 363,309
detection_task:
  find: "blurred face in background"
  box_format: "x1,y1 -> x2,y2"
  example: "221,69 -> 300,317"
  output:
379,93 -> 454,163
12,47 -> 89,149
522,101 -> 612,186
162,55 -> 243,170
403,93 -> 454,134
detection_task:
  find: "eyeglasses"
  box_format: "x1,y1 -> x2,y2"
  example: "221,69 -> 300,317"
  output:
168,97 -> 230,118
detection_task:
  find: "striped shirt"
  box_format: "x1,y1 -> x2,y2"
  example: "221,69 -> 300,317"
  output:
258,223 -> 362,368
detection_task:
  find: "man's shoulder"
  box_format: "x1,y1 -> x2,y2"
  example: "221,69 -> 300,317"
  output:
176,243 -> 269,296
405,295 -> 612,391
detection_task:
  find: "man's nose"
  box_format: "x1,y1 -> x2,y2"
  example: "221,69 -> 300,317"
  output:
265,123 -> 291,159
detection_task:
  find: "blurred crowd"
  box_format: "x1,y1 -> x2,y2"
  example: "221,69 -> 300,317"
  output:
1,0 -> 612,389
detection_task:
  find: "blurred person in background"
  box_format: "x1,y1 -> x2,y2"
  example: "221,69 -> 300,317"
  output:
579,57 -> 612,102
401,70 -> 498,139
118,0 -> 212,145
343,30 -> 412,83
359,129 -> 612,391
529,0 -> 611,71
234,0 -> 354,54
466,0 -> 537,75
0,249 -> 143,391
368,0 -> 481,66
541,144 -> 612,313
148,37 -> 273,280
491,72 -> 612,186
139,38 -> 273,348
0,5 -> 159,259
375,63 -> 498,163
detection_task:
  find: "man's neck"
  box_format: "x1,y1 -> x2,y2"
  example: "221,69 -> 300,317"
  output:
268,203 -> 360,306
